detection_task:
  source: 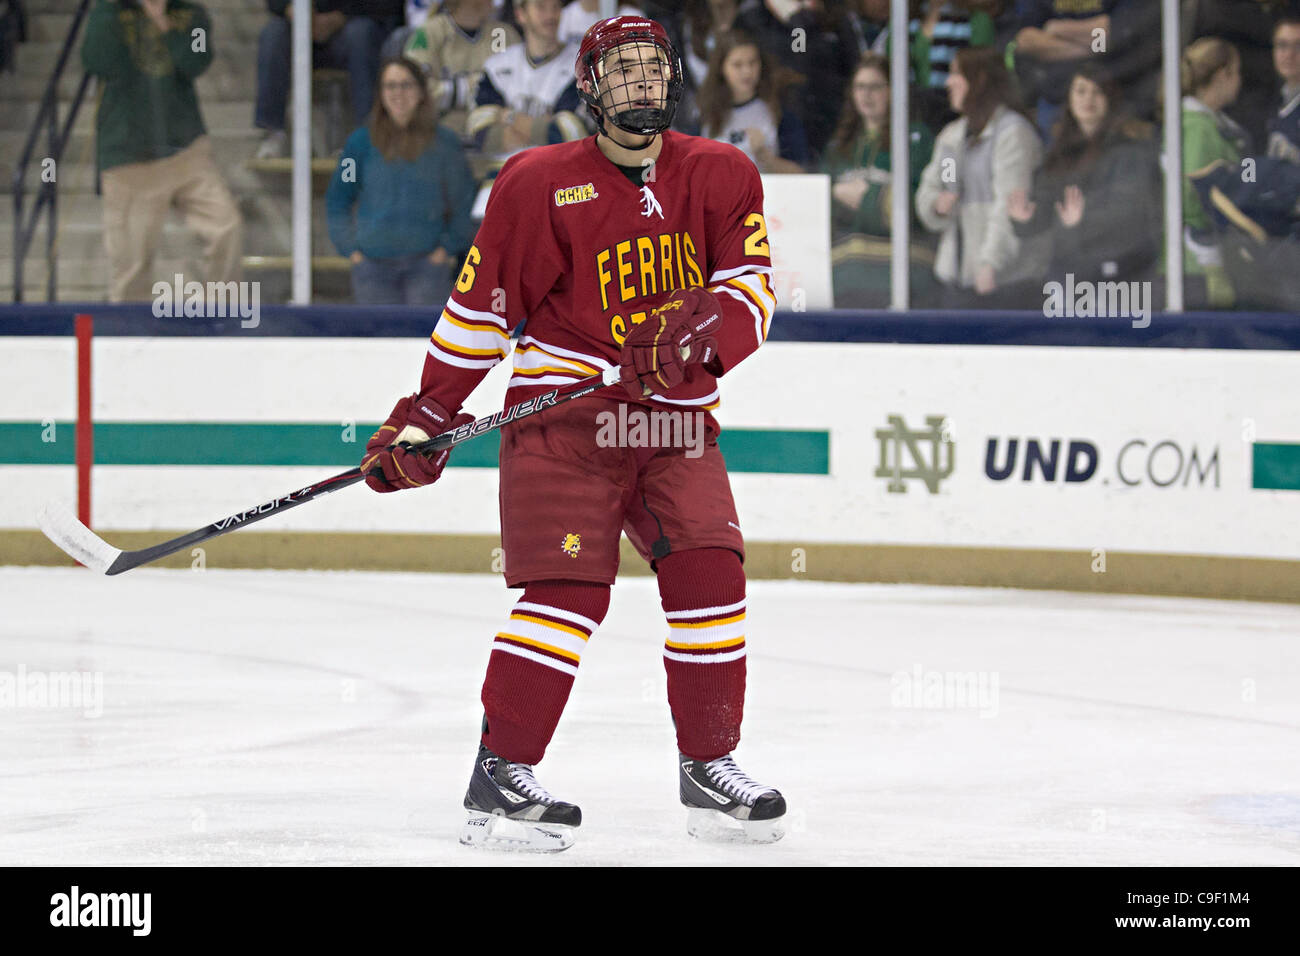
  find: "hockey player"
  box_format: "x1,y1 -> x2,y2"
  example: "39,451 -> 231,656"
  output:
360,15 -> 784,850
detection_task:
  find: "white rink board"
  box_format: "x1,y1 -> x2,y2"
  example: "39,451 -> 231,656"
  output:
760,174 -> 833,311
2,337 -> 1298,559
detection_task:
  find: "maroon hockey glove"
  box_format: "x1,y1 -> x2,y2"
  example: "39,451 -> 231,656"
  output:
360,395 -> 474,493
618,288 -> 722,399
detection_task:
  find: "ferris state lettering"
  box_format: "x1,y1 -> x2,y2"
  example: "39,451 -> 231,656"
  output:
597,231 -> 704,344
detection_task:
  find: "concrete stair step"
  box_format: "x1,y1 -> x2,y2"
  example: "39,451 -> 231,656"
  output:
24,14 -> 75,43
243,255 -> 351,272
25,5 -> 269,44
3,182 -> 340,221
1,129 -> 269,198
2,59 -> 259,103
5,256 -> 188,301
4,260 -> 355,305
1,203 -> 337,260
20,0 -> 260,13
1,97 -> 254,135
1,160 -> 99,194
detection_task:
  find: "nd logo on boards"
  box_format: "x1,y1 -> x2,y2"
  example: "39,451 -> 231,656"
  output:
875,414 -> 954,494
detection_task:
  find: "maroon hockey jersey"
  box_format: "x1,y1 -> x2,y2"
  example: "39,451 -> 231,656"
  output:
418,130 -> 777,416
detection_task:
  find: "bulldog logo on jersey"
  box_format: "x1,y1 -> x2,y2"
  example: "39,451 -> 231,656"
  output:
555,183 -> 598,207
561,533 -> 582,558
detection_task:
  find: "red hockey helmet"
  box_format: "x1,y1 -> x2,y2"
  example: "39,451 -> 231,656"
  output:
575,16 -> 684,137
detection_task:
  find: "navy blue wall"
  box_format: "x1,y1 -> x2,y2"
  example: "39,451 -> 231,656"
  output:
1,304 -> 1298,349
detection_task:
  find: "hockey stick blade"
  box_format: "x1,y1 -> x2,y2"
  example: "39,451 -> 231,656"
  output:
37,500 -> 124,574
36,468 -> 366,575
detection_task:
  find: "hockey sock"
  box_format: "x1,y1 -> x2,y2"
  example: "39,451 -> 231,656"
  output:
480,580 -> 610,765
657,548 -> 747,761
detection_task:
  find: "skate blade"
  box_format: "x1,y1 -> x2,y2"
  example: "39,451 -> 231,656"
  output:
459,810 -> 576,852
686,807 -> 785,844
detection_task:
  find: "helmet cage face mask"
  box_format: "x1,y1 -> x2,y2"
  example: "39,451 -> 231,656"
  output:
577,29 -> 684,137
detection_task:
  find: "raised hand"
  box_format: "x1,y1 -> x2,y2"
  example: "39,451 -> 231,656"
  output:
1007,188 -> 1036,223
1055,185 -> 1085,228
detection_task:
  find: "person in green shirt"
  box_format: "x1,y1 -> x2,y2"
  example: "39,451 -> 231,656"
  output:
1181,36 -> 1249,308
81,0 -> 242,302
821,52 -> 936,307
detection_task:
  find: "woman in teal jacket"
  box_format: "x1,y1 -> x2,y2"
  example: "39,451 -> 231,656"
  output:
327,56 -> 476,305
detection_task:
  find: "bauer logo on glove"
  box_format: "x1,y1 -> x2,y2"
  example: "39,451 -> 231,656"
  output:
360,395 -> 476,493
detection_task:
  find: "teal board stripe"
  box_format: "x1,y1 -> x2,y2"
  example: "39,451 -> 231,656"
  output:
0,422 -> 829,474
1253,442 -> 1300,491
0,422 -> 75,464
718,429 -> 829,474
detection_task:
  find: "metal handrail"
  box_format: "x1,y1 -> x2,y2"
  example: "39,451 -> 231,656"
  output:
11,0 -> 93,302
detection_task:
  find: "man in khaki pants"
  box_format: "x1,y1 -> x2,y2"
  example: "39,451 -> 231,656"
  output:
82,0 -> 242,303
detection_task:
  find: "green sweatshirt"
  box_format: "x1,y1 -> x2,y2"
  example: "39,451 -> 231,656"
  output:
822,121 -> 935,237
1182,102 -> 1243,235
1181,97 -> 1244,303
81,0 -> 213,171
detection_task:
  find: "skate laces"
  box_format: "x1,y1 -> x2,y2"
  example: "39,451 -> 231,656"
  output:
703,755 -> 772,804
505,763 -> 555,804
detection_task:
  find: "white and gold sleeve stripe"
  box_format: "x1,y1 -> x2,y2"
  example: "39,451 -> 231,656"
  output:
709,267 -> 777,347
507,336 -> 612,388
427,300 -> 512,370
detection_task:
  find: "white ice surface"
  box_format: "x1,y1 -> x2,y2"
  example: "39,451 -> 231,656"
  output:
1,567 -> 1298,866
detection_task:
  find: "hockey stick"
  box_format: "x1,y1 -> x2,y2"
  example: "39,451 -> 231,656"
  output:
38,366 -> 623,576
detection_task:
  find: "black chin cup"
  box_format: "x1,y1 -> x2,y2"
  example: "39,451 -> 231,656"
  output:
610,106 -> 672,136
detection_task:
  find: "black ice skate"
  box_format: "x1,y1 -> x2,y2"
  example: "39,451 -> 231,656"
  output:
679,753 -> 786,844
459,743 -> 581,852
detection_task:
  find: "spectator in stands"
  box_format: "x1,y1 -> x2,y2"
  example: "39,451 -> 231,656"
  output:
403,0 -> 520,143
1013,0 -> 1161,136
821,52 -> 936,305
847,0 -> 890,57
466,0 -> 588,173
1007,63 -> 1159,288
732,0 -> 803,65
380,0 -> 438,58
327,56 -> 476,304
406,0 -> 434,30
255,1 -> 404,159
786,1 -> 861,160
695,30 -> 808,172
672,0 -> 743,131
681,0 -> 741,88
82,0 -> 243,303
560,0 -> 642,45
916,46 -> 1044,306
704,2 -> 857,162
1183,0 -> 1286,151
872,1 -> 1001,132
1182,36 -> 1249,307
1268,12 -> 1300,164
